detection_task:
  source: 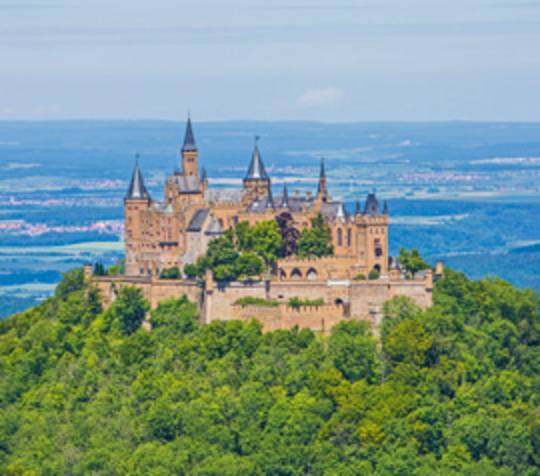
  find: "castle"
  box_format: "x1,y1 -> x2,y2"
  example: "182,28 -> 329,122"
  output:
92,117 -> 434,333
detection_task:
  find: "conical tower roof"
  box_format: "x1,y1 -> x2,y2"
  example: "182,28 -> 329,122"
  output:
265,183 -> 275,209
126,160 -> 149,200
182,116 -> 197,152
245,138 -> 269,180
364,192 -> 380,216
281,183 -> 290,209
319,157 -> 326,178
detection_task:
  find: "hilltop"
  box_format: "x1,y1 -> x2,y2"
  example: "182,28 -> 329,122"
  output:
0,269 -> 539,475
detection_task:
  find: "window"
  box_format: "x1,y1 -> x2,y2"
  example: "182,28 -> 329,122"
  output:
375,238 -> 383,257
347,228 -> 352,247
337,228 -> 343,246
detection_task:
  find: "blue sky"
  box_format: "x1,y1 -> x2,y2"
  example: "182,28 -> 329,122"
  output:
1,0 -> 540,121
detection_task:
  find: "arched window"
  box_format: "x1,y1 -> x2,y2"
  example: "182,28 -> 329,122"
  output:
306,268 -> 318,280
279,268 -> 287,280
335,298 -> 344,305
374,238 -> 383,257
291,268 -> 302,280
337,228 -> 343,246
347,228 -> 352,247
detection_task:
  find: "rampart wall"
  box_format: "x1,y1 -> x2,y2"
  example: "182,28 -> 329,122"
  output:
92,271 -> 433,333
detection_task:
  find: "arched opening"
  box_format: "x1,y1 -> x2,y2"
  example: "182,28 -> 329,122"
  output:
373,264 -> 381,273
347,228 -> 352,247
335,298 -> 344,306
337,228 -> 343,246
291,268 -> 302,280
279,268 -> 287,280
306,267 -> 318,280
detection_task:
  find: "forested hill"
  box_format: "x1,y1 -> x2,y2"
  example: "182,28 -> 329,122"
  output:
1,270 -> 540,475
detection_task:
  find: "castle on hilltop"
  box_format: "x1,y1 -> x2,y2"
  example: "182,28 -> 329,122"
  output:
92,117 -> 435,333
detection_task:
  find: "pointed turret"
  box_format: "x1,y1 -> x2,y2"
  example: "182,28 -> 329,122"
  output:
355,199 -> 362,215
281,183 -> 290,209
320,157 -> 326,178
317,158 -> 328,202
125,159 -> 149,201
383,200 -> 388,215
364,192 -> 380,216
243,136 -> 270,202
182,115 -> 197,152
201,166 -> 207,182
181,115 -> 199,177
245,137 -> 269,181
265,183 -> 275,209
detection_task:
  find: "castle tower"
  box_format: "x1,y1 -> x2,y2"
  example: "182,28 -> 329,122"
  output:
181,115 -> 198,177
317,158 -> 328,202
360,192 -> 389,274
243,137 -> 270,202
124,159 -> 150,276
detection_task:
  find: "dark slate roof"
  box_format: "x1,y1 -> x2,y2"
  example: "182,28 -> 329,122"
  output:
321,201 -> 346,220
182,116 -> 197,152
205,189 -> 242,203
364,193 -> 380,216
245,142 -> 269,181
187,208 -> 209,232
173,175 -> 201,193
126,162 -> 149,200
276,194 -> 312,213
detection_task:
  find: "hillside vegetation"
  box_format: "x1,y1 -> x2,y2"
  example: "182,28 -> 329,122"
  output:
1,269 -> 539,475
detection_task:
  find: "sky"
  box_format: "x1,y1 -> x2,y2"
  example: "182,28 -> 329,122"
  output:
1,0 -> 540,121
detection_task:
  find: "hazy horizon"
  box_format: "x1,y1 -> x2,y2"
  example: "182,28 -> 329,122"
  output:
1,0 -> 540,122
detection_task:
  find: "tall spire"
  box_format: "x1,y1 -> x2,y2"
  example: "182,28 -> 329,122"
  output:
383,200 -> 388,215
265,182 -> 275,209
355,199 -> 362,215
244,136 -> 269,181
282,183 -> 290,209
182,115 -> 197,152
317,157 -> 328,201
126,156 -> 149,200
201,165 -> 208,182
319,157 -> 326,179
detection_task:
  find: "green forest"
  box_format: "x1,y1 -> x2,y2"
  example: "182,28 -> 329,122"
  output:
1,268 -> 540,475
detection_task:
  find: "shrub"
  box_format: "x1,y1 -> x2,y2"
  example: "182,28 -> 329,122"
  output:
368,269 -> 380,280
183,264 -> 199,279
288,297 -> 325,308
354,273 -> 366,281
234,296 -> 279,307
160,267 -> 181,280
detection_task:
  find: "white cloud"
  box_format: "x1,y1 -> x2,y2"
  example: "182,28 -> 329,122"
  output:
298,87 -> 344,107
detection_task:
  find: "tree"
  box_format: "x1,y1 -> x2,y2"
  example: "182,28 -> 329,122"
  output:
105,286 -> 149,335
297,213 -> 333,258
93,262 -> 106,276
235,252 -> 264,278
276,212 -> 300,257
184,263 -> 199,279
55,268 -> 85,299
160,267 -> 181,279
399,247 -> 430,277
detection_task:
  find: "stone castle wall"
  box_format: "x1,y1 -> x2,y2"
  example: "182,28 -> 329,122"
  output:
92,272 -> 433,333
233,303 -> 345,333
